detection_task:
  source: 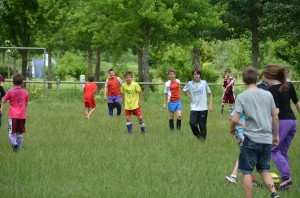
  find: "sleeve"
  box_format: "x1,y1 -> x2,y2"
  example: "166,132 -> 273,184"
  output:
120,84 -> 125,94
206,81 -> 211,94
182,82 -> 189,92
164,82 -> 168,93
234,95 -> 244,114
289,83 -> 299,104
105,79 -> 108,89
135,83 -> 141,92
269,87 -> 280,108
3,89 -> 11,101
117,77 -> 123,86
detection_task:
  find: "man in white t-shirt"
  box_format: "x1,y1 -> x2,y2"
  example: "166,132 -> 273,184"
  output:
183,68 -> 212,141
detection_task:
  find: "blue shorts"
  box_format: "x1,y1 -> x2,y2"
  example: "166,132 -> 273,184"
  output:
238,136 -> 272,174
168,100 -> 182,112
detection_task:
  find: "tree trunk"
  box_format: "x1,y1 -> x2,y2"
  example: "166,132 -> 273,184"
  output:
138,47 -> 143,82
193,46 -> 200,69
21,50 -> 28,85
143,24 -> 150,92
88,46 -> 93,76
13,57 -> 17,75
250,10 -> 259,68
48,50 -> 52,89
95,47 -> 101,89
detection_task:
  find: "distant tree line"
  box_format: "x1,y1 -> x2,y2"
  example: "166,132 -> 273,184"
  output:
1,0 -> 300,90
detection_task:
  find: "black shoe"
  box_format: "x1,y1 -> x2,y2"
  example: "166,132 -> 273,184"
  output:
271,192 -> 279,198
13,144 -> 18,152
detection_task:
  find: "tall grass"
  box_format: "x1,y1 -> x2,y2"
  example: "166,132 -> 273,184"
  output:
0,91 -> 299,198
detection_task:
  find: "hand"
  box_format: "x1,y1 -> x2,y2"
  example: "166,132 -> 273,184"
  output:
163,104 -> 166,109
138,101 -> 142,107
104,96 -> 107,100
272,136 -> 279,146
208,105 -> 213,112
230,126 -> 236,135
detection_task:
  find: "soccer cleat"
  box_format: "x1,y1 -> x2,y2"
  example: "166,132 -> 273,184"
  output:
225,175 -> 237,184
278,178 -> 292,190
271,192 -> 280,198
12,144 -> 18,152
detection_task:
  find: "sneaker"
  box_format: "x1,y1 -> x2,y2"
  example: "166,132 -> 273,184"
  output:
225,175 -> 237,184
278,178 -> 292,190
271,192 -> 280,198
12,144 -> 18,152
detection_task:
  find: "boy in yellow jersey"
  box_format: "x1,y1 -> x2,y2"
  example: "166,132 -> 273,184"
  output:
120,71 -> 145,134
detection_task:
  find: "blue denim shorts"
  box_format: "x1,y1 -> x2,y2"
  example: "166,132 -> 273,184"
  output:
238,136 -> 272,174
168,100 -> 182,112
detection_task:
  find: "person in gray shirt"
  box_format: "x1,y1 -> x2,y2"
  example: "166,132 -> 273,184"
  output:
230,66 -> 280,198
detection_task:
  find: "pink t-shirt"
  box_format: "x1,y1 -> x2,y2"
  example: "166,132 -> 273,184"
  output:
3,86 -> 29,119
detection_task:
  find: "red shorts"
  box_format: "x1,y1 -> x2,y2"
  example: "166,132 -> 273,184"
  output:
84,100 -> 96,108
9,118 -> 26,134
125,107 -> 142,117
222,91 -> 235,104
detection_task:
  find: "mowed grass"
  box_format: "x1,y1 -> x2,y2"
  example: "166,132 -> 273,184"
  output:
0,92 -> 300,198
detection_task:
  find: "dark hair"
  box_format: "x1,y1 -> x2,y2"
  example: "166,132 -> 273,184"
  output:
124,71 -> 132,77
224,68 -> 231,73
13,74 -> 23,86
88,75 -> 94,82
242,67 -> 258,85
108,68 -> 114,72
264,64 -> 288,92
0,74 -> 5,82
192,68 -> 201,76
168,69 -> 176,74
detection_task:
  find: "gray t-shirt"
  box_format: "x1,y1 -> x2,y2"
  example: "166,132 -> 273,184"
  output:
235,89 -> 276,144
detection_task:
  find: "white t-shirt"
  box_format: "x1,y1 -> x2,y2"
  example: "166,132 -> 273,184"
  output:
183,80 -> 211,111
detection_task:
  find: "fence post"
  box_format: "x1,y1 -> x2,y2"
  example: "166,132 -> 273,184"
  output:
80,75 -> 85,91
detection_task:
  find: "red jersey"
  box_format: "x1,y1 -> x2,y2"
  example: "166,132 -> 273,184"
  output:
223,76 -> 235,92
3,86 -> 28,119
105,76 -> 122,96
164,79 -> 181,102
84,82 -> 97,102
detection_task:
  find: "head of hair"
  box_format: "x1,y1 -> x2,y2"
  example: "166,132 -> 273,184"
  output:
168,69 -> 176,74
13,74 -> 23,86
264,64 -> 288,92
88,75 -> 94,82
108,68 -> 114,72
242,67 -> 258,85
224,68 -> 231,73
124,71 -> 132,77
192,68 -> 201,76
0,74 -> 5,82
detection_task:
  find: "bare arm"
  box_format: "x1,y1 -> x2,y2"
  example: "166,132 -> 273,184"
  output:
272,108 -> 280,146
230,111 -> 241,135
208,93 -> 213,112
104,87 -> 108,100
163,93 -> 168,109
295,101 -> 300,114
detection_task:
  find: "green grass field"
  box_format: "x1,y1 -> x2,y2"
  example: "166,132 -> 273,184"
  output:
0,91 -> 300,198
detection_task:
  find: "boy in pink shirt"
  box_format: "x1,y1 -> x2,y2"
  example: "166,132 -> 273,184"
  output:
1,74 -> 29,152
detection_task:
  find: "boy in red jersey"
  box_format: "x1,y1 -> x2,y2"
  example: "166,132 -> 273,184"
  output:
1,74 -> 28,152
164,69 -> 182,131
84,75 -> 97,119
221,68 -> 235,114
104,69 -> 123,116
